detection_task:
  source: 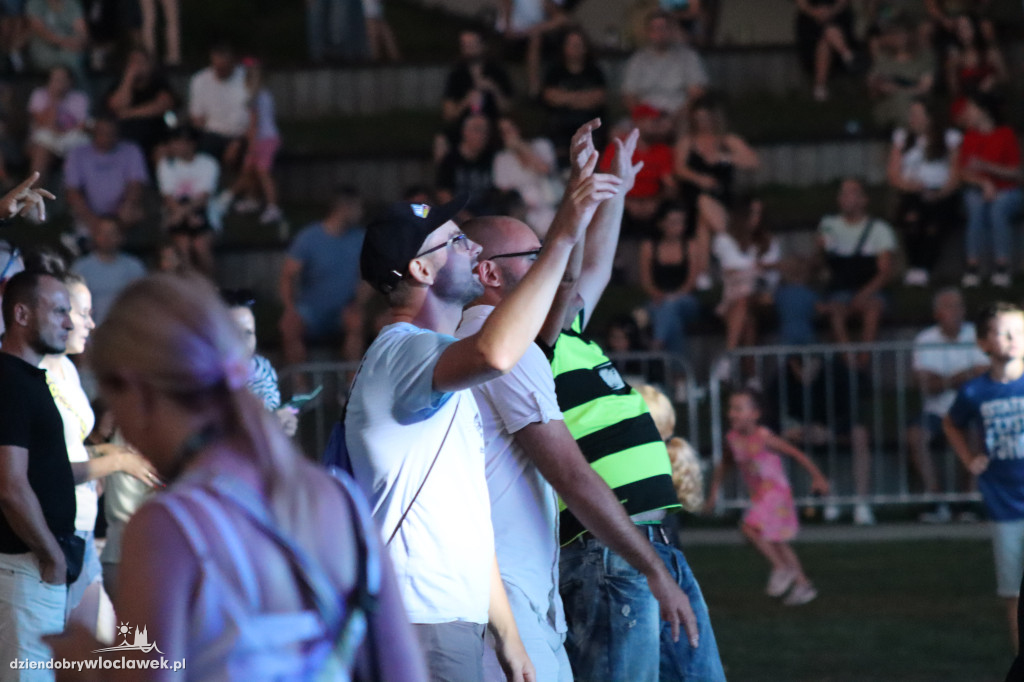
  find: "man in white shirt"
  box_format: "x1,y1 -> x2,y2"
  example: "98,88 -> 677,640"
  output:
910,288 -> 988,521
621,10 -> 708,119
817,177 -> 897,349
188,42 -> 248,168
457,127 -> 699,682
345,140 -> 621,682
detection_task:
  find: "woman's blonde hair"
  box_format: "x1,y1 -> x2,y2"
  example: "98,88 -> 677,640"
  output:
89,273 -> 311,535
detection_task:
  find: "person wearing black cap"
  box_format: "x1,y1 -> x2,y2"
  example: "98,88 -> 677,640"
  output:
344,127 -> 621,682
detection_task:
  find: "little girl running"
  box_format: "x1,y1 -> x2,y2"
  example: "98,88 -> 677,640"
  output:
706,388 -> 830,605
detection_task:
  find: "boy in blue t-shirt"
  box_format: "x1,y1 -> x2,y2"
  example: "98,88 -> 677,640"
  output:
944,301 -> 1024,647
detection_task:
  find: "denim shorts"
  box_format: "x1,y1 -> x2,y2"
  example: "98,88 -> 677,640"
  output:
992,519 -> 1024,597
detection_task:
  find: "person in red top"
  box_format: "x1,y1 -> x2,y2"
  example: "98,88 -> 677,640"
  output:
600,104 -> 675,237
955,93 -> 1021,288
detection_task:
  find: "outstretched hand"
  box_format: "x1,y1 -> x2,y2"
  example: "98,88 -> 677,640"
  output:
0,172 -> 55,223
610,128 -> 644,194
568,118 -> 601,181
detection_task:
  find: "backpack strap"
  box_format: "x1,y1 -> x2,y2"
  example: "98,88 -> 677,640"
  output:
853,219 -> 876,256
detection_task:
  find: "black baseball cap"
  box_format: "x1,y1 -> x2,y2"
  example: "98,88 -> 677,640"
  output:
360,194 -> 468,294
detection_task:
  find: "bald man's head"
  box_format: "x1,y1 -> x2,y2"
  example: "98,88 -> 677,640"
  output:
462,216 -> 542,298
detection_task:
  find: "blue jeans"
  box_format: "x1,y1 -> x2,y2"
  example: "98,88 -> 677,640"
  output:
964,186 -> 1023,265
559,528 -> 726,682
648,294 -> 700,355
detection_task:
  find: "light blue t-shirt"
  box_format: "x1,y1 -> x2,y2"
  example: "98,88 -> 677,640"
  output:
344,323 -> 493,625
72,253 -> 147,323
287,222 -> 364,336
948,373 -> 1024,521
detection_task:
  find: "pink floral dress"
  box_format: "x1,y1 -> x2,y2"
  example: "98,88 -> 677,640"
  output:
726,427 -> 798,542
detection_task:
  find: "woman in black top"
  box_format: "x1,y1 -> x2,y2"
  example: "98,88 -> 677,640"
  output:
795,0 -> 858,101
638,201 -> 701,353
674,96 -> 758,287
541,27 -> 607,170
106,48 -> 177,163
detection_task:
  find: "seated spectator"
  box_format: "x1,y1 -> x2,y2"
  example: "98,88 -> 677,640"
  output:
138,0 -> 180,66
64,115 -> 148,242
638,201 -> 700,353
925,0 -> 996,64
908,287 -> 987,522
25,0 -> 86,78
71,217 -> 146,323
601,105 -> 674,237
492,116 -> 562,236
499,0 -> 570,96
306,0 -> 367,63
0,1 -> 28,73
711,198 -> 779,382
26,64 -> 88,184
441,29 -> 513,127
278,185 -> 370,366
945,14 -> 1005,125
774,257 -> 824,347
188,41 -> 248,171
436,113 -> 497,216
867,19 -> 935,128
817,178 -> 896,353
105,47 -> 177,163
660,0 -> 714,47
621,9 -> 708,121
222,289 -> 298,437
222,57 -> 282,225
540,26 -> 606,169
674,95 -> 758,287
955,93 -> 1020,288
886,98 -> 961,287
156,126 -> 219,276
794,0 -> 859,102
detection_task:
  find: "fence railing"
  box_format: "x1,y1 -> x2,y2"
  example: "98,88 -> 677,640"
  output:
275,351 -> 704,459
706,341 -> 984,511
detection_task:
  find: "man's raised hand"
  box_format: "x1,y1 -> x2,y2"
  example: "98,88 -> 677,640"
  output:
1,172 -> 56,223
611,128 -> 644,194
569,118 -> 601,181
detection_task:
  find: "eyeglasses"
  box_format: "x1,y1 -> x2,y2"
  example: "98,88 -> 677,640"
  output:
486,248 -> 541,262
416,233 -> 470,258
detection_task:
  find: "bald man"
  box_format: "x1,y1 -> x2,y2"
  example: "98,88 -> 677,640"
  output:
456,128 -> 700,682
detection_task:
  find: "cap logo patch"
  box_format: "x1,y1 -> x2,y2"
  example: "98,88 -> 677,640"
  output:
411,204 -> 430,219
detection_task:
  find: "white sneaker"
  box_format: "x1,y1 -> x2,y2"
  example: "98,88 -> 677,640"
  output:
711,357 -> 731,383
766,568 -> 797,597
260,204 -> 283,225
783,582 -> 818,606
234,197 -> 261,214
991,271 -> 1012,288
961,272 -> 980,288
813,85 -> 828,102
853,503 -> 876,526
822,504 -> 841,523
696,272 -> 713,291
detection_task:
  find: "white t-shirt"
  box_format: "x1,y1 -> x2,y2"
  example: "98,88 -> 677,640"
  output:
712,233 -> 780,271
188,66 -> 250,138
817,215 -> 897,256
456,305 -> 565,633
891,127 -> 962,190
42,356 -> 97,532
157,153 -> 220,200
621,45 -> 709,113
345,323 -> 492,625
914,323 -> 989,416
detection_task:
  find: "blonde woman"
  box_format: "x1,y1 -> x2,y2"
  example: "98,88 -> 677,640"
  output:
48,273 -> 424,681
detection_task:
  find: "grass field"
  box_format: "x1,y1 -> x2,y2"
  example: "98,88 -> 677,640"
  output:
684,539 -> 1010,681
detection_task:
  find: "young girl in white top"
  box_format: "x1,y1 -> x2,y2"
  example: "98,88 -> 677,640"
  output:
886,97 -> 961,287
711,198 -> 780,381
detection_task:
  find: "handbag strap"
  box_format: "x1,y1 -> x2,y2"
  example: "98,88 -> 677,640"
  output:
853,218 -> 876,256
386,394 -> 462,547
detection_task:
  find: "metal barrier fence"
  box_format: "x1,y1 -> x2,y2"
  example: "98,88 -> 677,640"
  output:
276,351 -> 704,460
706,341 -> 985,512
